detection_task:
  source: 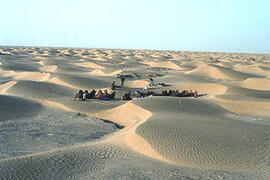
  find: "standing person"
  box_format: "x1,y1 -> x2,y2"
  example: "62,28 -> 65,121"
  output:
111,81 -> 116,90
149,76 -> 154,86
120,78 -> 125,88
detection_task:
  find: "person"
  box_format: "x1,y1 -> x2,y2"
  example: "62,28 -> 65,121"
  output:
122,90 -> 132,100
135,91 -> 142,98
158,82 -> 166,87
168,90 -> 173,96
111,81 -> 116,90
181,90 -> 188,96
149,76 -> 154,86
72,90 -> 83,101
82,90 -> 88,101
147,91 -> 154,96
162,90 -> 169,96
109,91 -> 116,99
76,90 -> 83,100
89,89 -> 96,99
103,90 -> 109,98
188,90 -> 193,97
111,80 -> 121,90
171,90 -> 176,97
194,90 -> 198,97
101,90 -> 110,101
120,78 -> 125,88
95,90 -> 104,99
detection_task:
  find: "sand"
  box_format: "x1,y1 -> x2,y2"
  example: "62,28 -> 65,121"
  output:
0,46 -> 270,179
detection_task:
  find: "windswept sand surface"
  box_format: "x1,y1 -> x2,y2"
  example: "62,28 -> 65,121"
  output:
0,47 -> 270,179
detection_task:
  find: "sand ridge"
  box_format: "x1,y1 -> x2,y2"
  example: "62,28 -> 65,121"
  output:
75,61 -> 105,69
239,78 -> 270,90
0,81 -> 17,94
142,60 -> 182,70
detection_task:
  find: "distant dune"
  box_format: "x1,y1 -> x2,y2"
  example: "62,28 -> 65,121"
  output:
0,46 -> 270,179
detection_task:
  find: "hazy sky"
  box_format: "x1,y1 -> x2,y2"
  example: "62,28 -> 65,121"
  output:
1,0 -> 270,53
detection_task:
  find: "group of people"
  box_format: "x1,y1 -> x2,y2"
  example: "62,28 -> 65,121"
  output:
73,76 -> 199,101
111,78 -> 125,90
135,89 -> 198,98
161,90 -> 198,97
73,89 -> 116,101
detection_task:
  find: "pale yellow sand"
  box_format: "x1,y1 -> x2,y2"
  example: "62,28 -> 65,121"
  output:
239,78 -> 270,90
39,65 -> 57,72
214,97 -> 270,117
142,60 -> 182,70
0,47 -> 269,179
0,70 -> 50,81
49,77 -> 80,89
0,81 -> 17,94
89,69 -> 122,76
40,100 -> 75,112
126,80 -> 149,88
186,63 -> 251,80
34,56 -> 48,60
75,61 -> 105,69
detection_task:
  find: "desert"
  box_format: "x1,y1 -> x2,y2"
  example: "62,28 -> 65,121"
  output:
0,46 -> 270,179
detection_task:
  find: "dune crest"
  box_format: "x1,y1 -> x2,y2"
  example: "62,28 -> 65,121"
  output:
39,65 -> 57,72
239,78 -> 270,90
89,69 -> 122,76
40,100 -> 75,112
0,81 -> 17,94
142,60 -> 182,70
0,68 -> 50,81
186,64 -> 250,80
76,62 -> 105,69
49,77 -> 79,89
34,56 -> 48,60
214,97 -> 270,116
96,102 -> 172,163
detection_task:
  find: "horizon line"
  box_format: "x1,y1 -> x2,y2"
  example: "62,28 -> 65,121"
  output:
0,44 -> 269,55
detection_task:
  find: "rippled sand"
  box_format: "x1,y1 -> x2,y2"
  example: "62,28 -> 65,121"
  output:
0,46 -> 270,179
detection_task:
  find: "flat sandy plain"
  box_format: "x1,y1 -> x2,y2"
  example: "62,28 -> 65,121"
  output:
0,46 -> 270,179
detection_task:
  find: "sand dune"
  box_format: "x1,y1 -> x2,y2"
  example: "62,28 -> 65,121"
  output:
142,60 -> 182,70
0,95 -> 43,121
126,80 -> 149,88
214,97 -> 270,116
89,69 -> 122,76
34,56 -> 48,60
133,97 -> 270,171
0,47 -> 270,179
49,77 -> 81,89
0,81 -> 17,94
0,68 -> 50,81
39,65 -> 57,72
55,74 -> 111,89
75,61 -> 105,69
186,64 -> 252,80
234,64 -> 270,77
239,78 -> 270,90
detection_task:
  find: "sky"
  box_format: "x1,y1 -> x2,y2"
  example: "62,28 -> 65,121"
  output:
0,0 -> 270,54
